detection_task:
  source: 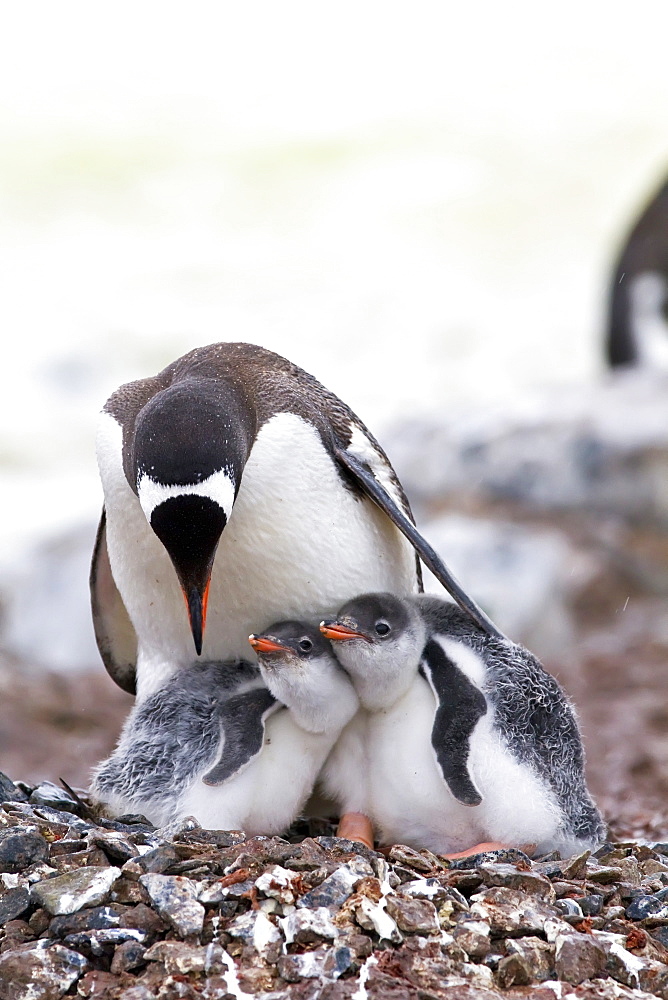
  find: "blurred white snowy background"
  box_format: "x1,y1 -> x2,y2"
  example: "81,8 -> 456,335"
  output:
1,0 -> 668,818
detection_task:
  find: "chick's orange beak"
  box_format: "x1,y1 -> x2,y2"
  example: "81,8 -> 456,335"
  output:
319,620 -> 370,642
248,634 -> 287,654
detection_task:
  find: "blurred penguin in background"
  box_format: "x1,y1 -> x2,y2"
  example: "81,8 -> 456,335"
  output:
607,174 -> 668,370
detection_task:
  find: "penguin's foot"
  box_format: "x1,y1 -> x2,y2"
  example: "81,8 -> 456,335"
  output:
442,841 -> 536,860
336,812 -> 374,849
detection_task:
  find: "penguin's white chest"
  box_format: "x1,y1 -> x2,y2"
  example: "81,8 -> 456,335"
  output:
365,677 -> 486,852
175,709 -> 333,836
98,411 -> 416,698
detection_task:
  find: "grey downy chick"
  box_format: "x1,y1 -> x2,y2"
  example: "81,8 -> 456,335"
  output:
93,621 -> 358,836
321,593 -> 605,857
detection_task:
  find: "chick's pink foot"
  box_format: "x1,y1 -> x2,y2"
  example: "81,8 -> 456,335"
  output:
337,812 -> 374,849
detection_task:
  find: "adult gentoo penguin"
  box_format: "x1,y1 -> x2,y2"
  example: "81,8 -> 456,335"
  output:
94,622 -> 357,833
321,593 -> 605,857
91,342 -> 502,703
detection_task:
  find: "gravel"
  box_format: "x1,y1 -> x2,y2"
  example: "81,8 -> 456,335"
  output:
0,772 -> 667,999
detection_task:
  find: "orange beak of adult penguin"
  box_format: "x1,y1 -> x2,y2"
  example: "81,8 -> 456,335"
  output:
149,495 -> 227,657
319,620 -> 372,642
183,578 -> 212,657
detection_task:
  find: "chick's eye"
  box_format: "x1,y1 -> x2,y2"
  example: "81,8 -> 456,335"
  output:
298,638 -> 313,652
375,621 -> 390,636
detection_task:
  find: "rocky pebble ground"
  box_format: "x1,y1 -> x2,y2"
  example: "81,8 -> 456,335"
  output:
1,776 -> 668,1000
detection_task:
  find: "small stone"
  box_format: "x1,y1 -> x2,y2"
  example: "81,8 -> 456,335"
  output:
197,874 -> 255,903
110,875 -> 150,905
470,886 -> 560,937
559,850 -> 591,880
278,946 -> 354,982
29,782 -> 82,816
77,970 -> 133,998
554,898 -> 585,921
604,936 -> 668,995
626,894 -> 668,924
0,874 -> 23,891
615,857 -> 642,885
506,936 -> 555,982
87,830 -> 139,864
28,909 -> 50,935
114,812 -> 153,826
385,895 -> 439,934
132,845 -> 181,874
63,927 -> 148,959
280,906 -> 338,944
0,887 -> 30,926
642,859 -> 668,876
447,847 -> 532,869
398,877 -> 450,905
387,845 -> 436,872
337,931 -> 373,959
24,863 -> 59,885
478,862 -> 555,900
226,909 -> 283,962
110,938 -> 147,974
315,835 -> 375,858
651,926 -> 668,949
120,901 -> 168,942
496,952 -> 531,987
452,919 -> 491,958
554,931 -> 606,984
49,839 -> 87,857
51,848 -> 110,875
139,874 -> 205,937
255,865 -> 299,903
49,904 -> 122,938
533,860 -> 565,878
31,865 -> 121,915
364,966 -> 419,1000
1,919 -> 35,951
156,814 -> 201,839
0,774 -> 28,803
0,828 -> 49,873
112,986 -> 155,1000
143,940 -> 208,974
354,895 -> 402,943
586,863 -> 624,884
0,939 -> 89,1000
236,965 -> 279,994
297,865 -> 360,910
199,977 -> 235,1000
579,893 -> 604,916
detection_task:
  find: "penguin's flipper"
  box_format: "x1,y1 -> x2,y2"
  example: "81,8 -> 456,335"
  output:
90,510 -> 138,695
420,639 -> 488,806
334,447 -> 505,640
203,688 -> 280,786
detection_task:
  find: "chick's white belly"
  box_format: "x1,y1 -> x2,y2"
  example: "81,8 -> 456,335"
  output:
175,709 -> 334,836
366,678 -> 485,854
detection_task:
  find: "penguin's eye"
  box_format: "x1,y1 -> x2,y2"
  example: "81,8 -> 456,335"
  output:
375,621 -> 391,636
298,638 -> 313,653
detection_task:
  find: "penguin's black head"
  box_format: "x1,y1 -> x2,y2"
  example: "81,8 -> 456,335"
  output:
133,377 -> 255,655
248,621 -> 331,665
320,592 -> 411,645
